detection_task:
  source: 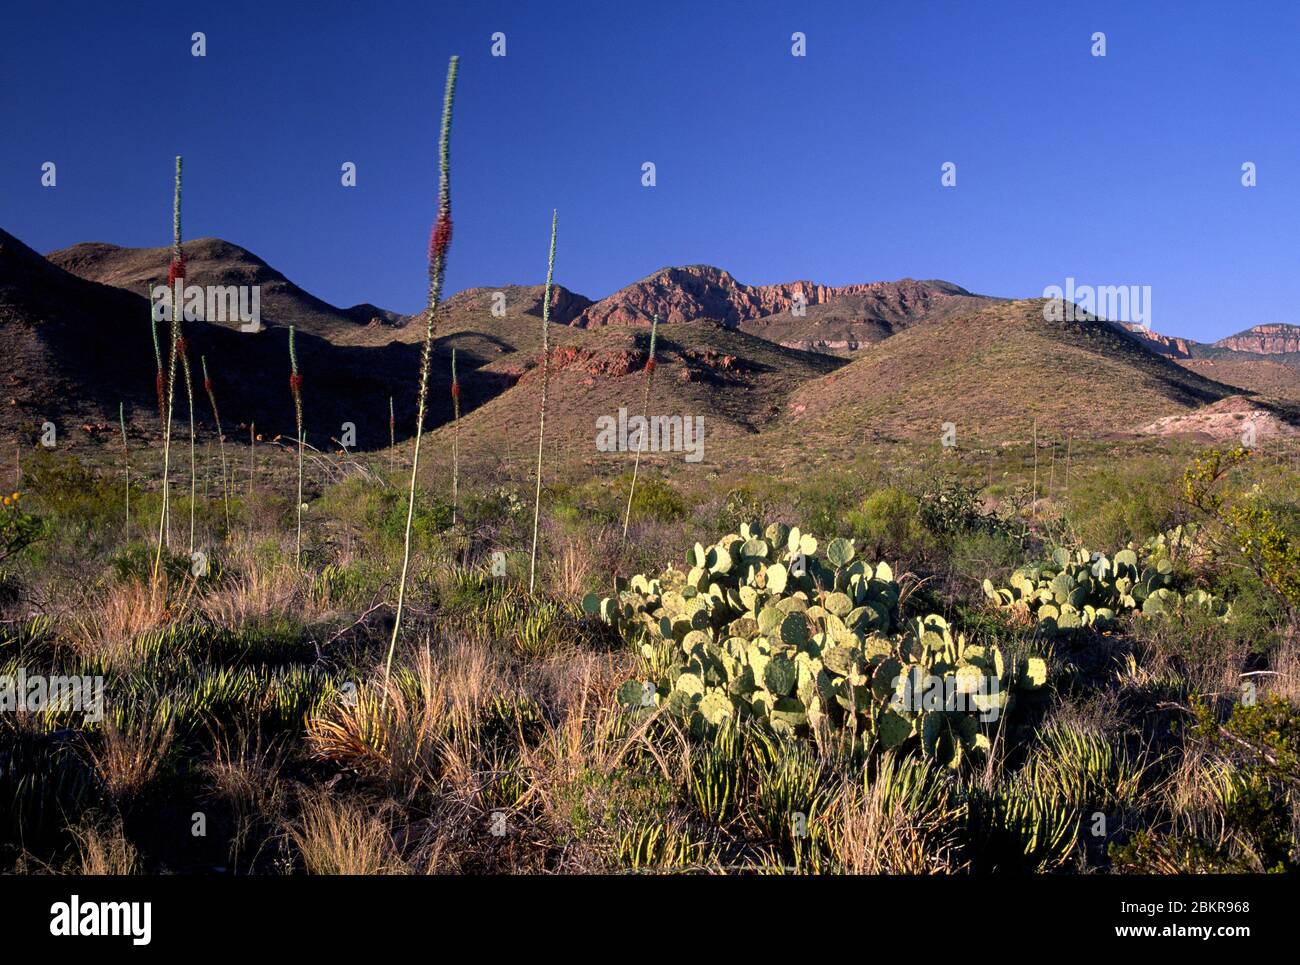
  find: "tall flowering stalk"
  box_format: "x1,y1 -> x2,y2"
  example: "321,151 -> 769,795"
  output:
621,313 -> 659,547
451,348 -> 460,525
388,396 -> 395,476
288,326 -> 305,568
527,210 -> 558,595
153,155 -> 186,580
201,355 -> 231,531
382,56 -> 459,705
119,402 -> 130,535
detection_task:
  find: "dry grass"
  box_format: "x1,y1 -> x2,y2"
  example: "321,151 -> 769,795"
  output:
88,712 -> 174,800
66,578 -> 180,665
290,793 -> 407,875
70,819 -> 140,875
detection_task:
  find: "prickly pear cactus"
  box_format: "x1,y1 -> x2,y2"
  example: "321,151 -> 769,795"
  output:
585,522 -> 1047,765
981,528 -> 1229,635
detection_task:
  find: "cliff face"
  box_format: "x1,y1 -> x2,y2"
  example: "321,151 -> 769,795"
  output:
1215,324 -> 1300,355
570,265 -> 974,328
1114,322 -> 1193,358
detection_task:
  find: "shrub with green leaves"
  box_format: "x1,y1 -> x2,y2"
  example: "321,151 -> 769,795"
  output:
585,522 -> 1047,765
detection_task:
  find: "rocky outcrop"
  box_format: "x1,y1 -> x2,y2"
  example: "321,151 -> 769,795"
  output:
1214,324 -> 1300,355
1113,322 -> 1193,358
570,266 -> 976,328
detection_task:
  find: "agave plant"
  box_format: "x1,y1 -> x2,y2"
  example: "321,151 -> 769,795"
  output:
383,56 -> 460,703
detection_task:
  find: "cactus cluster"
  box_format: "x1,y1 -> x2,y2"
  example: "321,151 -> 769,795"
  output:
585,522 -> 1047,765
982,532 -> 1228,634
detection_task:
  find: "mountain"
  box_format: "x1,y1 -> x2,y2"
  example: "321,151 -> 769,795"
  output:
0,228 -> 470,448
47,238 -> 405,344
1214,323 -> 1300,355
570,266 -> 992,347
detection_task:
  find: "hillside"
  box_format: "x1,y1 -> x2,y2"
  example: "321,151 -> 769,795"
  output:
48,238 -> 404,345
424,319 -> 846,476
771,299 -> 1250,458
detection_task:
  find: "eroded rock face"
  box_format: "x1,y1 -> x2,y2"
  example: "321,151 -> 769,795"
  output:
571,266 -> 971,328
1113,322 -> 1193,358
1215,324 -> 1300,355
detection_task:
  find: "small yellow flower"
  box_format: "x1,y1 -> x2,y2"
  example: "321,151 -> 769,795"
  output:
10,492 -> 18,501
3,497 -> 11,507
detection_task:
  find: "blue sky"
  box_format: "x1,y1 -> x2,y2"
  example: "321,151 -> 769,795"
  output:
3,0 -> 1297,341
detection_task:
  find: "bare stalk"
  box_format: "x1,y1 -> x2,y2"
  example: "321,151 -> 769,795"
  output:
527,210 -> 558,596
451,347 -> 460,526
288,326 -> 305,568
621,313 -> 659,547
201,356 -> 231,532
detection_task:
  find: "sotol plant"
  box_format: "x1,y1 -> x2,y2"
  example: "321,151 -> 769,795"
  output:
383,56 -> 460,702
527,210 -> 558,595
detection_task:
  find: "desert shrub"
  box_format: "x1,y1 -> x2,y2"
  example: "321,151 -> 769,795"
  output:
1064,459 -> 1185,550
846,487 -> 929,561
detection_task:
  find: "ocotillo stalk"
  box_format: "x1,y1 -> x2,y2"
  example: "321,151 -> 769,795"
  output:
388,396 -> 395,476
119,402 -> 130,535
451,348 -> 460,526
527,210 -> 558,596
288,326 -> 305,568
621,314 -> 659,547
382,56 -> 459,707
153,155 -> 185,580
201,356 -> 231,531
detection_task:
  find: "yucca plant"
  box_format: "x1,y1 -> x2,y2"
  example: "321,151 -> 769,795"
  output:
288,326 -> 305,568
621,313 -> 659,547
118,402 -> 130,535
527,210 -> 558,596
200,356 -> 231,531
450,348 -> 460,526
382,55 -> 459,705
153,155 -> 185,580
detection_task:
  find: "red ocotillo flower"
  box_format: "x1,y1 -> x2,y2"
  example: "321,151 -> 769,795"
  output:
167,256 -> 186,284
